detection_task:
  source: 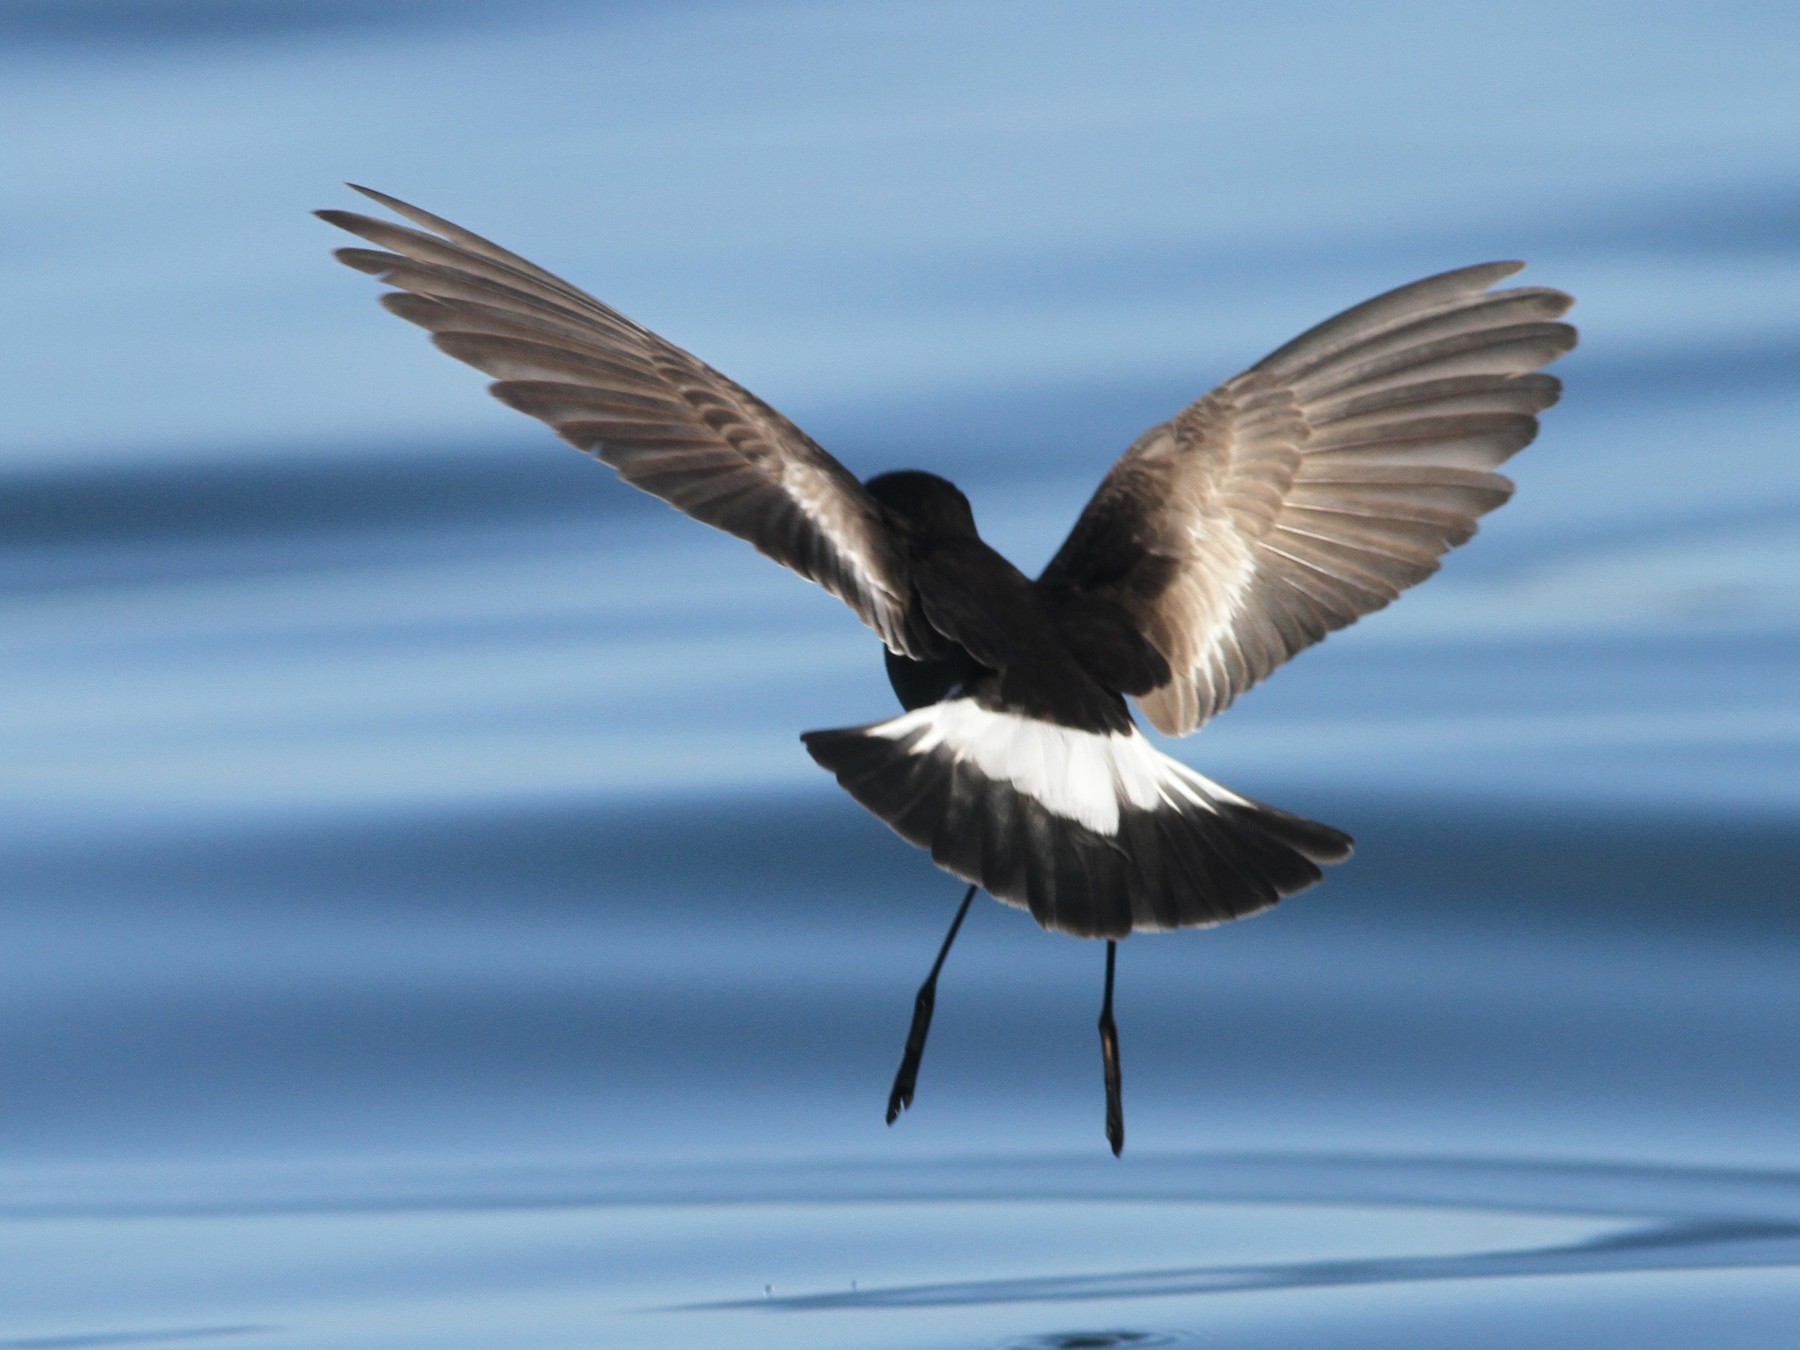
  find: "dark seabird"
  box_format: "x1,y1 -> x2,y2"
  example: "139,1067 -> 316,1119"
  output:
320,188 -> 1577,1154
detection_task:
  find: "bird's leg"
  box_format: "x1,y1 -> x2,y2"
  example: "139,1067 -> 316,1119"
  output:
887,883 -> 978,1124
1099,938 -> 1124,1156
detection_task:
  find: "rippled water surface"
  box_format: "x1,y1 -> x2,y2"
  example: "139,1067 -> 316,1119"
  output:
5,2 -> 1799,1344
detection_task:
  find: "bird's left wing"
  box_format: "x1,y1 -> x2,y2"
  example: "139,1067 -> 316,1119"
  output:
1039,262 -> 1577,735
318,187 -> 931,657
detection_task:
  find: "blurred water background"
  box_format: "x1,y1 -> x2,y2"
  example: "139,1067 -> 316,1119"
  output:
2,1 -> 1798,1345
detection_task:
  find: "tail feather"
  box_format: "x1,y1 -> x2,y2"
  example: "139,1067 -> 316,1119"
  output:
803,699 -> 1351,939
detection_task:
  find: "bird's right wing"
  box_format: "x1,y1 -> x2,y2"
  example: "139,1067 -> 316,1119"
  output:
318,187 -> 933,658
1041,262 -> 1577,734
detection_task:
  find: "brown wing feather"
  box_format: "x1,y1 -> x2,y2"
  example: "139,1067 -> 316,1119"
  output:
1041,262 -> 1577,735
318,188 -> 929,658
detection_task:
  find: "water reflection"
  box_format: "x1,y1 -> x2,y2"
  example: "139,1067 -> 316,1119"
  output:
1002,1332 -> 1185,1348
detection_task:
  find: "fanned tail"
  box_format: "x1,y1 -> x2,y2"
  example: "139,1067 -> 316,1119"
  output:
803,699 -> 1351,939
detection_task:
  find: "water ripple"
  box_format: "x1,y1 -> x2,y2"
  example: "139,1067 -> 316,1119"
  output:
0,1329 -> 269,1350
725,1214 -> 1800,1311
623,1152 -> 1800,1311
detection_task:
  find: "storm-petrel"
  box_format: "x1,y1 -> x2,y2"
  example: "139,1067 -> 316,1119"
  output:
320,188 -> 1576,1153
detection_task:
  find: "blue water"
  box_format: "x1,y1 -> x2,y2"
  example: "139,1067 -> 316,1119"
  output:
4,2 -> 1800,1344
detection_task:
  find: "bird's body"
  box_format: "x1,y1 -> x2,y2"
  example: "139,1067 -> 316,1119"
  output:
319,188 -> 1577,1150
805,467 -> 1352,938
868,470 -> 1135,734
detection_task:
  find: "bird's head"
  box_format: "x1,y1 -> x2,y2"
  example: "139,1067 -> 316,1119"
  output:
865,470 -> 979,539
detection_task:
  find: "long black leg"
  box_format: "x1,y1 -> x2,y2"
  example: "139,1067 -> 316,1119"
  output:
1099,939 -> 1124,1156
886,883 -> 978,1124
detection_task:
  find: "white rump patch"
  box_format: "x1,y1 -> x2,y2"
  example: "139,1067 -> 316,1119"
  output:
867,699 -> 1245,836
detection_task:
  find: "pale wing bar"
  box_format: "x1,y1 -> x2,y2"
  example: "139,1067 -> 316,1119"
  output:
318,188 -> 926,658
1043,263 -> 1576,735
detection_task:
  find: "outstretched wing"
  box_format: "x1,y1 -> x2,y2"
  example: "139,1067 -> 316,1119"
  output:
1040,262 -> 1577,735
318,187 -> 931,657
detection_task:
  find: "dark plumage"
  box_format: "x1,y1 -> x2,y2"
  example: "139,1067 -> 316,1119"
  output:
319,187 -> 1576,1151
